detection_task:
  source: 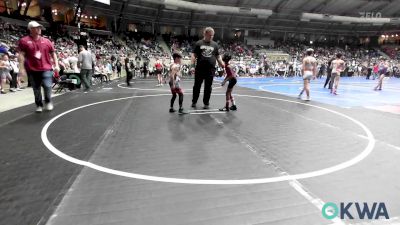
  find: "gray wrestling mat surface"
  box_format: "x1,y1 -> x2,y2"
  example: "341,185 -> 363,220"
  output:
1,79 -> 400,225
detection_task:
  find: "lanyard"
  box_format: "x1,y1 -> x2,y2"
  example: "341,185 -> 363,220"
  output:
29,36 -> 42,52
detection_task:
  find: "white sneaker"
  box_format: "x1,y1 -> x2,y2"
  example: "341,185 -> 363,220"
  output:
36,106 -> 43,113
305,96 -> 311,101
16,88 -> 23,91
44,102 -> 54,111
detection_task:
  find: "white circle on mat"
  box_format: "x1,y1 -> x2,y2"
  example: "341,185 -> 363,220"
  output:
117,83 -> 222,91
41,94 -> 375,184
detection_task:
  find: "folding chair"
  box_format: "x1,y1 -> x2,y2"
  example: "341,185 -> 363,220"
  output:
53,75 -> 80,93
54,81 -> 71,93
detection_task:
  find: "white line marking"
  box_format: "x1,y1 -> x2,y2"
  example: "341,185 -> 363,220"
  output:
117,83 -> 170,92
117,83 -> 222,91
227,126 -> 346,224
187,109 -> 221,112
41,94 -> 375,184
269,97 -> 400,154
357,134 -> 369,140
387,143 -> 400,151
189,112 -> 226,115
289,179 -> 346,225
102,88 -> 113,90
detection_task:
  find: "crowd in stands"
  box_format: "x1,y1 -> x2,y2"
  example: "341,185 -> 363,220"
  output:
0,18 -> 183,94
0,19 -> 134,94
165,34 -> 400,78
381,46 -> 400,60
1,15 -> 400,95
56,33 -> 130,79
170,38 -> 192,58
0,20 -> 28,93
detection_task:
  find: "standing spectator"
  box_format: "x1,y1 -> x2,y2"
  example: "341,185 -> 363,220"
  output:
142,56 -> 149,78
135,54 -> 141,68
0,53 -> 12,94
372,63 -> 379,80
318,62 -> 326,79
116,60 -> 122,77
134,54 -> 141,78
10,54 -> 22,91
125,57 -> 133,86
288,63 -> 294,77
105,60 -> 113,81
324,58 -> 334,89
190,27 -> 225,109
18,21 -> 60,112
78,45 -> 95,92
366,64 -> 372,80
155,57 -> 163,86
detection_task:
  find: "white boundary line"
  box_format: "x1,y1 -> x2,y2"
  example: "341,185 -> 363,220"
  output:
117,83 -> 223,92
187,109 -> 221,112
41,93 -> 375,184
189,112 -> 226,115
117,83 -> 171,92
289,179 -> 345,225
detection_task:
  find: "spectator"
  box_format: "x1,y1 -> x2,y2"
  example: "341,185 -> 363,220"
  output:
18,21 -> 60,112
0,53 -> 12,94
78,45 -> 95,92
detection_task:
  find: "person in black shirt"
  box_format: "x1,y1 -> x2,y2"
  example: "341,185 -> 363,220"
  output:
288,63 -> 293,77
318,63 -> 326,79
324,58 -> 334,89
142,56 -> 149,78
125,57 -> 133,86
116,60 -> 122,77
366,64 -> 373,80
190,27 -> 225,109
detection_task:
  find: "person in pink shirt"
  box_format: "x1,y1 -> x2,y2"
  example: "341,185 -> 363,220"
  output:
18,21 -> 60,113
372,63 -> 379,80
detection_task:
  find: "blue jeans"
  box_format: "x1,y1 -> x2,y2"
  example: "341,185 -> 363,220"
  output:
29,71 -> 53,107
